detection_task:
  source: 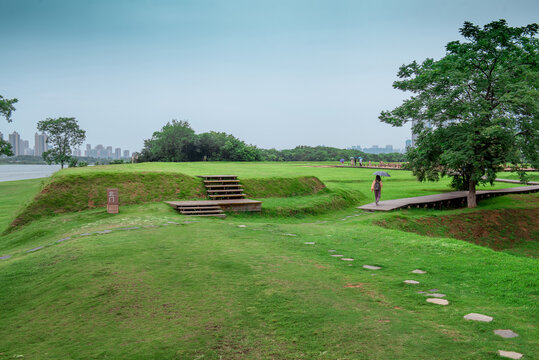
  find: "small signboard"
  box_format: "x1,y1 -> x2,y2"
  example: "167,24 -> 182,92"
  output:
107,188 -> 119,214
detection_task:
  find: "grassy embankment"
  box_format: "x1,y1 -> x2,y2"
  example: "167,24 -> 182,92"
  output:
0,163 -> 537,359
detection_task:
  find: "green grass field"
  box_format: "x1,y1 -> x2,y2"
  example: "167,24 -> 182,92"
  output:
0,163 -> 537,359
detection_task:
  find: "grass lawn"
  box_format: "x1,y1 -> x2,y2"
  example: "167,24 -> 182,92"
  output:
0,162 -> 537,359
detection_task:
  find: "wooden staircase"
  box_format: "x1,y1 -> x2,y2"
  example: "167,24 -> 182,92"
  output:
165,175 -> 261,218
201,175 -> 246,200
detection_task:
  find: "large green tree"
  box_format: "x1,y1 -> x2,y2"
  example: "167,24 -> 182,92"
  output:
140,120 -> 197,162
37,117 -> 86,169
380,20 -> 539,208
0,95 -> 18,156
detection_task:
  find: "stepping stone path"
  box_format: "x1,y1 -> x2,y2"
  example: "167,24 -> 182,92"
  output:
498,350 -> 523,359
57,237 -> 70,243
0,255 -> 11,260
341,258 -> 354,261
417,291 -> 426,294
403,280 -> 420,284
238,225 -> 247,228
96,230 -> 112,234
328,250 -> 336,252
428,289 -> 439,292
284,233 -> 297,236
80,233 -> 92,236
464,313 -> 493,322
304,242 -> 315,245
331,254 -> 344,257
426,298 -> 449,305
26,246 -> 44,253
426,293 -> 446,298
411,269 -> 427,274
363,265 -> 381,270
494,330 -> 518,338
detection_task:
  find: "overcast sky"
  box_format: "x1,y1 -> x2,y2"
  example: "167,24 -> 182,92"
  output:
1,0 -> 538,153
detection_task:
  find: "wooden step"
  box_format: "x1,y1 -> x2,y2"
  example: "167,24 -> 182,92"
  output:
180,209 -> 224,215
177,206 -> 222,210
201,175 -> 238,179
185,213 -> 227,218
204,180 -> 241,183
206,189 -> 245,193
204,184 -> 243,188
208,194 -> 246,199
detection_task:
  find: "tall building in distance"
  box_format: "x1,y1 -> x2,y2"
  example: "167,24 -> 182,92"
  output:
405,139 -> 412,149
83,144 -> 130,159
8,131 -> 21,156
34,133 -> 47,156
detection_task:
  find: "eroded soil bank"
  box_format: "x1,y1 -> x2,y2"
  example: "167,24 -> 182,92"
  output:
377,196 -> 539,258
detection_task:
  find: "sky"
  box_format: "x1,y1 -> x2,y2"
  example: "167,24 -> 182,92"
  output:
1,0 -> 538,153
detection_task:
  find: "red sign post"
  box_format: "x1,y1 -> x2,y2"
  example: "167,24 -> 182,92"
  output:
107,188 -> 119,214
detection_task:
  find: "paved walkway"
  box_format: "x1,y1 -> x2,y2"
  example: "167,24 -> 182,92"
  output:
495,178 -> 539,185
358,185 -> 539,211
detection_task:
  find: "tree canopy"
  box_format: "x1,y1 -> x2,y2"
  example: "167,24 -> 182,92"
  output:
37,117 -> 86,169
0,94 -> 18,156
139,120 -> 262,162
380,19 -> 539,208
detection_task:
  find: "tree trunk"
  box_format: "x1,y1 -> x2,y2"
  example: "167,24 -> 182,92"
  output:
467,179 -> 477,208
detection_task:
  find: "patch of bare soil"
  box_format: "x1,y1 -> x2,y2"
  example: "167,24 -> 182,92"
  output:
378,206 -> 539,257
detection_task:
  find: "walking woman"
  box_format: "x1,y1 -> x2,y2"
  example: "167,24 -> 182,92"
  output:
371,175 -> 383,205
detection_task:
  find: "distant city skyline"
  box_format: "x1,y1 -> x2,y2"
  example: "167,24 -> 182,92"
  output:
1,1 -> 538,152
2,130 -> 130,159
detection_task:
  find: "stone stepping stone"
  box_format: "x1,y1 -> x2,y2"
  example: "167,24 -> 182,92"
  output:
96,230 -> 112,234
498,350 -> 523,359
331,254 -> 344,257
183,221 -> 198,224
304,242 -> 315,245
363,265 -> 381,270
428,289 -> 439,292
80,233 -> 92,236
426,298 -> 449,305
238,225 -> 247,228
426,293 -> 446,298
26,246 -> 44,253
403,280 -> 420,285
328,249 -> 336,252
167,221 -> 180,225
0,255 -> 11,260
120,227 -> 140,230
284,233 -> 297,236
341,258 -> 354,261
494,330 -> 518,338
411,269 -> 427,274
463,313 -> 493,322
57,237 -> 71,243
417,291 -> 426,294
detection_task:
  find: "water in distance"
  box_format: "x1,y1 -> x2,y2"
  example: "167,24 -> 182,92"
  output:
0,164 -> 61,182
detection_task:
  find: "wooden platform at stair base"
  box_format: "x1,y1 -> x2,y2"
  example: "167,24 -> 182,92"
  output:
358,185 -> 539,212
166,199 -> 262,213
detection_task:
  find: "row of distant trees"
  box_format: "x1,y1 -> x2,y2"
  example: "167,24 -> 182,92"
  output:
139,120 -> 261,162
137,120 -> 407,163
259,146 -> 406,162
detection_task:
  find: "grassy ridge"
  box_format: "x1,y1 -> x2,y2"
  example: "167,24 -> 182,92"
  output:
8,170 -> 332,231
